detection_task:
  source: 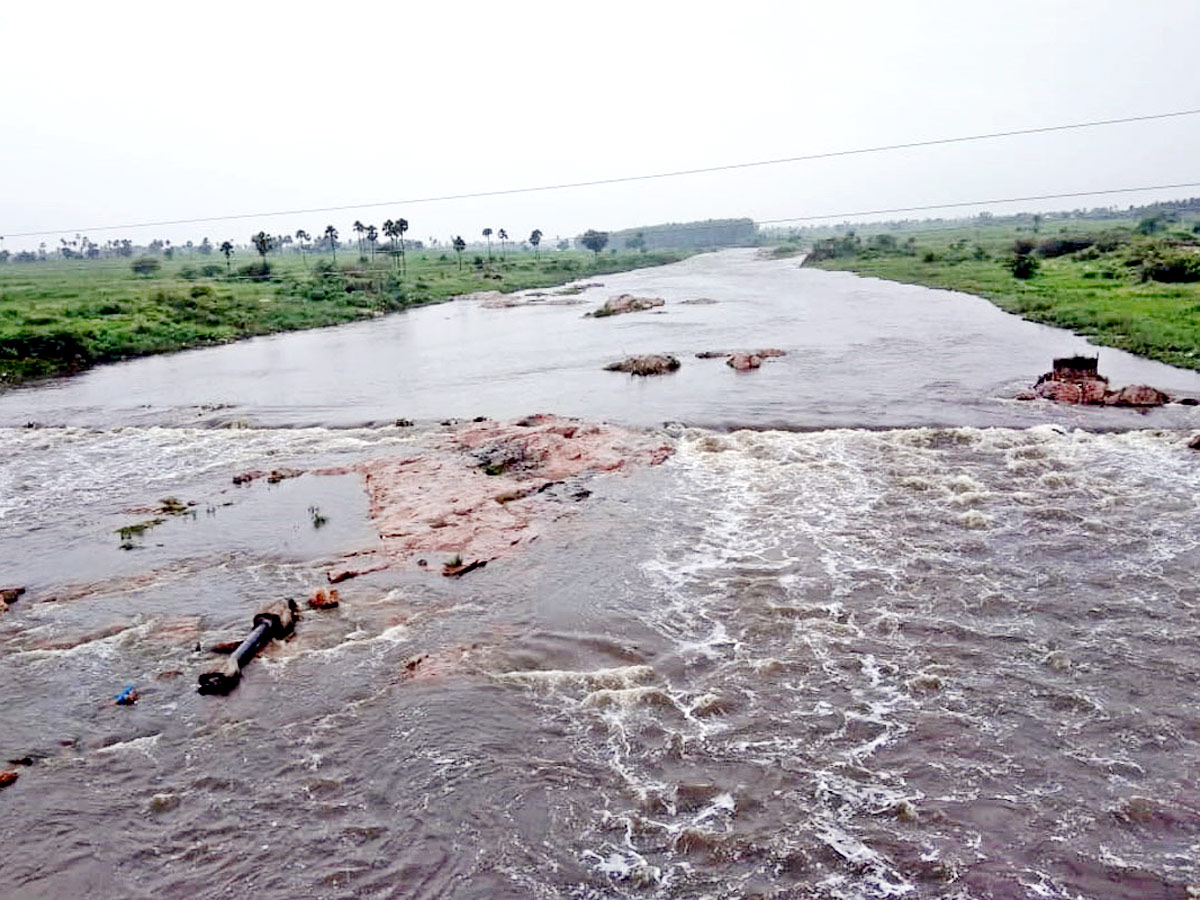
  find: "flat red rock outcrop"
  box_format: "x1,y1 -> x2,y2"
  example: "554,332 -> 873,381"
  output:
355,415 -> 672,568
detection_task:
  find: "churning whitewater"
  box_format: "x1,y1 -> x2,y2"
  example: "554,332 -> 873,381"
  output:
1,251 -> 1198,899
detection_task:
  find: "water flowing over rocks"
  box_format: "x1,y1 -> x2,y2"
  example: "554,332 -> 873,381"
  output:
6,253 -> 1200,898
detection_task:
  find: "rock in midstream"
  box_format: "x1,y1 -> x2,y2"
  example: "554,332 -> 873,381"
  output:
604,355 -> 681,376
586,294 -> 665,318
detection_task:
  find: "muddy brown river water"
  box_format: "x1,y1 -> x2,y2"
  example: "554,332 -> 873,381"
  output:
1,250 -> 1199,898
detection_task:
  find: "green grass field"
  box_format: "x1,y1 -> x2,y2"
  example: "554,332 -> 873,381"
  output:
0,248 -> 690,384
802,216 -> 1200,371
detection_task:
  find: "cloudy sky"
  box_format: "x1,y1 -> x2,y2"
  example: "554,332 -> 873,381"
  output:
2,0 -> 1198,250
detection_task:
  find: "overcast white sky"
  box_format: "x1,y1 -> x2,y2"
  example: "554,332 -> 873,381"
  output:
2,0 -> 1198,250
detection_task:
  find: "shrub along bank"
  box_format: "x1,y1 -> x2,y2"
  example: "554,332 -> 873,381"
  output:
803,217 -> 1200,371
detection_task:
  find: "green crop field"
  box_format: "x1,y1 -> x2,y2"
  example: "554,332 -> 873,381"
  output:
798,212 -> 1200,370
0,247 -> 690,385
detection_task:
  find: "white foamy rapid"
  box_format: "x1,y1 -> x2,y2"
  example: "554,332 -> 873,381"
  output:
491,425 -> 1200,897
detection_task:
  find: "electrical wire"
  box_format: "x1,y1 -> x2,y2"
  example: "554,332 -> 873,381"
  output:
8,179 -> 1200,275
755,181 -> 1200,226
4,108 -> 1199,239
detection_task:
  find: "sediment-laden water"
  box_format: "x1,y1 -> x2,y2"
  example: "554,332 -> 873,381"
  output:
1,251 -> 1198,898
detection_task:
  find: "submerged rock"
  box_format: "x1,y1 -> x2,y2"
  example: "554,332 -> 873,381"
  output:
604,354 -> 681,376
454,290 -> 505,304
442,558 -> 487,578
698,348 -> 786,365
328,560 -> 387,583
0,587 -> 25,605
587,294 -> 665,318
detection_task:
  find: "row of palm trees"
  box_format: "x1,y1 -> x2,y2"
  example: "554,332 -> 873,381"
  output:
349,219 -> 410,273
238,223 -> 550,276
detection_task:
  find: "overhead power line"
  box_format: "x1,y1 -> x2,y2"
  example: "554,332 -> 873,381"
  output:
756,181 -> 1200,225
4,107 -> 1200,239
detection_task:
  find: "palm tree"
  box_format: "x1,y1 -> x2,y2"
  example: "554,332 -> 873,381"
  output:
251,231 -> 272,260
295,229 -> 311,266
396,217 -> 409,276
498,228 -> 508,259
482,227 -> 493,261
529,229 -> 543,258
324,225 -> 339,263
366,224 -> 378,260
383,219 -> 397,268
353,220 -> 366,259
453,235 -> 466,272
220,240 -> 234,272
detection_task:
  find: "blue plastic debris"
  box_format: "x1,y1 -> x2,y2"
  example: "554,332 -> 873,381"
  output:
114,684 -> 139,706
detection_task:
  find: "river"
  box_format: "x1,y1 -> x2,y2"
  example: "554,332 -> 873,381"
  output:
1,249 -> 1198,899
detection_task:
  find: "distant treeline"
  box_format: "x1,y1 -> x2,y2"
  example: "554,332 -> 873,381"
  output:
587,218 -> 758,252
763,197 -> 1200,244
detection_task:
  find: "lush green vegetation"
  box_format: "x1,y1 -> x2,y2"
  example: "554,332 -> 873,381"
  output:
799,208 -> 1200,370
0,247 -> 690,384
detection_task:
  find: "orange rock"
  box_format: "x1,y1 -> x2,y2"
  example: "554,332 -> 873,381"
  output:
1105,384 -> 1170,407
0,770 -> 18,789
358,416 -> 673,567
727,353 -> 762,371
308,588 -> 340,609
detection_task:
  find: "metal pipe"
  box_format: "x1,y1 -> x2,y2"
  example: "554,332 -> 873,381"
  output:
198,599 -> 298,695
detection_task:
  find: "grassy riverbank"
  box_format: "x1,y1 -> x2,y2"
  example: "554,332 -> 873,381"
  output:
803,216 -> 1200,371
0,249 -> 691,384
